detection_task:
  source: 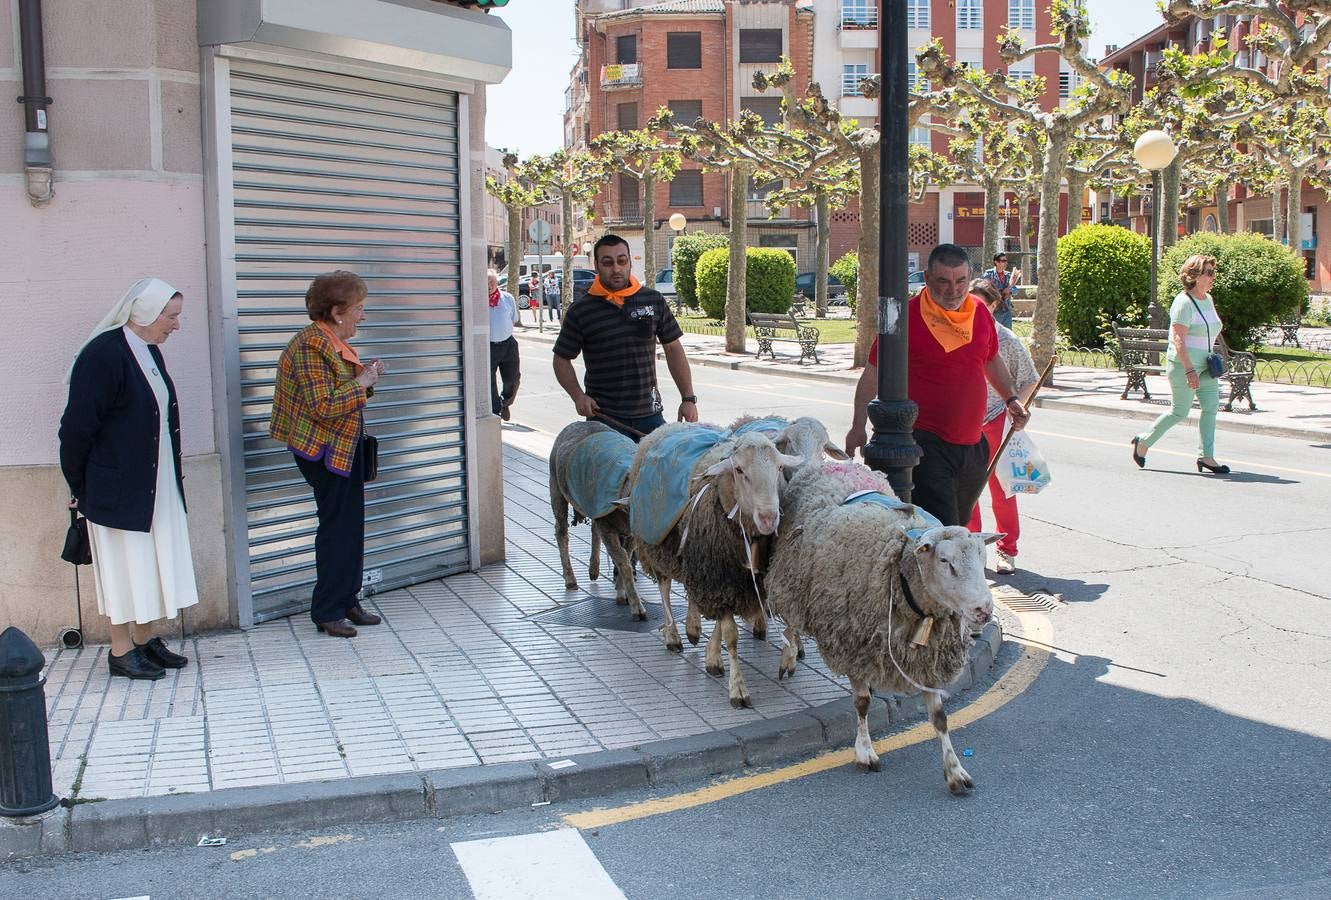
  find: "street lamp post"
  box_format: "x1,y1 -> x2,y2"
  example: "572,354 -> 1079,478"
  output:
862,0 -> 921,501
1133,130 -> 1178,330
669,213 -> 687,312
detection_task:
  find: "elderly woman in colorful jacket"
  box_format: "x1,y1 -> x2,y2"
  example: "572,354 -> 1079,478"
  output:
59,278 -> 199,680
270,271 -> 385,638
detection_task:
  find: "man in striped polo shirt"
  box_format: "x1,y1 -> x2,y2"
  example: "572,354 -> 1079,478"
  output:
552,234 -> 699,440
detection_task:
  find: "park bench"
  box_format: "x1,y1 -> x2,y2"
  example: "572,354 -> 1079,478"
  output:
1260,312 -> 1301,348
748,311 -> 821,364
1112,325 -> 1257,411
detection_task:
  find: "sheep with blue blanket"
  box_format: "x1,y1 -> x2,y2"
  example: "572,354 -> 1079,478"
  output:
765,460 -> 1000,793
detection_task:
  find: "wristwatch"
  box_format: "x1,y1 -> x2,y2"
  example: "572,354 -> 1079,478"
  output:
681,395 -> 698,403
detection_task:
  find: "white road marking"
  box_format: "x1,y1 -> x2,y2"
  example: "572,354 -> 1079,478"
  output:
451,828 -> 625,900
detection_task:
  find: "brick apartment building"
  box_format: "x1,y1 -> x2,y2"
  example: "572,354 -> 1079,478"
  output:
1102,14 -> 1330,292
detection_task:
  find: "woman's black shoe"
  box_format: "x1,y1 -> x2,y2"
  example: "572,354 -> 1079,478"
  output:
138,637 -> 188,669
1130,437 -> 1147,469
108,647 -> 166,680
1196,458 -> 1231,474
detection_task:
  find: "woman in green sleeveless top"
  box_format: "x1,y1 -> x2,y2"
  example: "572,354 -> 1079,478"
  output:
1130,254 -> 1230,474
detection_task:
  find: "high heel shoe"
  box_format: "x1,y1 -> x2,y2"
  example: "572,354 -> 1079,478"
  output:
1130,437 -> 1147,469
1196,458 -> 1230,475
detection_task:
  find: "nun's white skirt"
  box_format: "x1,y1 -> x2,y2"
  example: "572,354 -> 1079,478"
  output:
87,347 -> 199,625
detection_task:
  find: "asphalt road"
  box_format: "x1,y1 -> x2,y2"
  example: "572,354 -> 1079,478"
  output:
6,340 -> 1329,899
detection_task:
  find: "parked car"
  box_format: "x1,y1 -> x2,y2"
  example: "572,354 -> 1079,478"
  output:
822,269 -> 927,307
795,271 -> 847,300
654,267 -> 676,298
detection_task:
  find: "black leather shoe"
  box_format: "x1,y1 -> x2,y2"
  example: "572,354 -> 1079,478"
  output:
346,604 -> 381,626
1196,458 -> 1231,474
138,637 -> 188,669
1130,436 -> 1147,469
316,619 -> 357,638
108,647 -> 165,680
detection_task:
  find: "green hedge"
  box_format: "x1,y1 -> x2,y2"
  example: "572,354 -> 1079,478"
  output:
670,232 -> 729,310
1159,232 -> 1308,351
830,251 -> 859,311
1056,224 -> 1151,348
696,247 -> 797,320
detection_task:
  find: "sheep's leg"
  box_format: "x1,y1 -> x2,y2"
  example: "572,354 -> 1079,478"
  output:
723,615 -> 752,709
704,618 -> 724,677
851,679 -> 879,772
605,531 -> 645,620
685,600 -> 702,646
588,521 -> 601,582
657,576 -> 682,653
778,624 -> 801,680
552,490 -> 578,591
749,606 -> 768,642
925,690 -> 973,795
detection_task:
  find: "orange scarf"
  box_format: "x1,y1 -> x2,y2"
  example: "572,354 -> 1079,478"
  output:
918,286 -> 977,353
587,274 -> 642,307
315,321 -> 362,372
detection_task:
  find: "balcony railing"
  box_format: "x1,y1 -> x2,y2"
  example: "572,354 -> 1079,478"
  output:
602,201 -> 642,226
600,63 -> 642,90
842,72 -> 876,96
839,14 -> 878,30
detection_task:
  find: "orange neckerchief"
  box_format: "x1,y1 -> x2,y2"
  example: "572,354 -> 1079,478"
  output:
315,321 -> 363,372
587,274 -> 642,307
917,286 -> 977,353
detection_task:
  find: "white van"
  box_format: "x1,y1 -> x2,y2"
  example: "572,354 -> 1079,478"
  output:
514,254 -> 590,282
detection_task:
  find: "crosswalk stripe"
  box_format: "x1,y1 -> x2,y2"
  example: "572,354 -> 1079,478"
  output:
451,828 -> 625,900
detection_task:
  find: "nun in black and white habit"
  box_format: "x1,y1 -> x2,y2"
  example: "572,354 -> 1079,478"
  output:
59,277 -> 199,680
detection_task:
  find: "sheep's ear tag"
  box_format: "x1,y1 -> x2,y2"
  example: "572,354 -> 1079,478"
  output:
910,616 -> 935,648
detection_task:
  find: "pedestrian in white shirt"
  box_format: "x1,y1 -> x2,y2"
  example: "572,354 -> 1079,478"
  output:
488,269 -> 521,421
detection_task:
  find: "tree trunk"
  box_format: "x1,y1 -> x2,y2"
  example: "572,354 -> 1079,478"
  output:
725,164 -> 751,353
1272,183 -> 1287,248
1017,187 -> 1033,283
641,170 -> 656,286
982,175 -> 1001,265
561,192 -> 575,311
1216,184 -> 1229,234
1286,165 -> 1305,251
507,206 -> 523,292
853,146 -> 880,369
1065,172 -> 1088,237
814,192 -> 830,318
1160,158 -> 1181,249
1029,139 -> 1070,373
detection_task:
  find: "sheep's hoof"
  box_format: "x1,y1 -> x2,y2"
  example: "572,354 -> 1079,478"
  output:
705,662 -> 724,677
796,645 -> 806,660
778,663 -> 795,680
665,636 -> 683,653
947,769 -> 975,795
729,695 -> 753,709
564,579 -> 578,591
752,625 -> 767,641
687,631 -> 701,646
615,595 -> 629,606
588,567 -> 600,581
855,759 -> 881,773
632,609 -> 647,622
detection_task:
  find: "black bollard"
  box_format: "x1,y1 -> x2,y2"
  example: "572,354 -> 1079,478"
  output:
0,627 -> 60,817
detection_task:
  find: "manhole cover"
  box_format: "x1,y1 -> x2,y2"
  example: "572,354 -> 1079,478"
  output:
527,593 -> 664,633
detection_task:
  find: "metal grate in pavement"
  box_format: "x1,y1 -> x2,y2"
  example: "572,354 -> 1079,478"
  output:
527,594 -> 664,633
993,586 -> 1062,613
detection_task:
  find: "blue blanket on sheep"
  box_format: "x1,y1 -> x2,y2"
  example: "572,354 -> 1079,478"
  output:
563,430 -> 638,519
729,416 -> 788,440
630,426 -> 728,546
843,490 -> 943,540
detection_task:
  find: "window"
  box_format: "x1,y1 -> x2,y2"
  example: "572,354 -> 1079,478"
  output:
741,97 -> 783,127
616,34 -> 637,65
670,170 -> 704,207
906,0 -> 930,29
617,102 -> 638,132
907,61 -> 930,93
668,99 -> 703,125
1008,0 -> 1035,30
909,126 -> 932,148
1059,71 -> 1073,98
748,176 -> 780,200
957,0 -> 982,30
1007,64 -> 1034,87
739,29 -> 782,63
842,63 -> 870,96
667,32 -> 702,69
841,0 -> 877,28
618,174 -> 640,218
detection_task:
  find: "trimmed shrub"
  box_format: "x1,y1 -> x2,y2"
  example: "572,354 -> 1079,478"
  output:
1159,232 -> 1308,350
671,232 -> 729,310
696,247 -> 797,320
830,251 -> 859,311
1056,224 -> 1151,348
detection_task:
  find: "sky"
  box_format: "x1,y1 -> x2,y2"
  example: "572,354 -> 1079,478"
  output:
483,0 -> 1165,157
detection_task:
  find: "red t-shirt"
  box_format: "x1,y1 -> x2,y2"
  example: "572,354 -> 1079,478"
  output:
868,295 -> 998,445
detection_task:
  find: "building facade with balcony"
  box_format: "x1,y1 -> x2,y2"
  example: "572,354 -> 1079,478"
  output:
570,0 -> 817,282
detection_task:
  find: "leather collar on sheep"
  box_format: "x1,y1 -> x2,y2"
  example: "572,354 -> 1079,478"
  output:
898,571 -> 927,619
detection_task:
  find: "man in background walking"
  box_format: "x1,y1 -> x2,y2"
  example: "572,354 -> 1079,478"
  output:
487,269 -> 520,422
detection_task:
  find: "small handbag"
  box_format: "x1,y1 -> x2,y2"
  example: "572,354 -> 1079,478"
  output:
361,433 -> 379,482
1189,297 -> 1227,378
61,508 -> 92,566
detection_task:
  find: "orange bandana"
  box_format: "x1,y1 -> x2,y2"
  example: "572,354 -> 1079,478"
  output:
587,274 -> 642,307
315,321 -> 363,372
918,286 -> 977,353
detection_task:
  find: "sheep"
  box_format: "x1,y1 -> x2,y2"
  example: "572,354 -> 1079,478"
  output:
765,461 -> 1000,794
548,420 -> 644,620
628,422 -> 802,708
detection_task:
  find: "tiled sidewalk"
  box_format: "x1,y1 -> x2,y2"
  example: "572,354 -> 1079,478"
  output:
40,446 -> 852,802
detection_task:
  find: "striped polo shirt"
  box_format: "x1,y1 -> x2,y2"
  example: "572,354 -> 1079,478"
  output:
552,286 -> 684,418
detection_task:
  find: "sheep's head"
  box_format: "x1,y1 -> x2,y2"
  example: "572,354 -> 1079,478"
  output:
905,525 -> 999,630
774,416 -> 849,464
704,433 -> 803,535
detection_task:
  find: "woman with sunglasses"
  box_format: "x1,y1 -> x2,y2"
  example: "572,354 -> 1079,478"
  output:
1130,254 -> 1230,474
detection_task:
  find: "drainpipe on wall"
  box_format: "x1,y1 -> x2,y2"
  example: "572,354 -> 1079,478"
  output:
17,0 -> 53,206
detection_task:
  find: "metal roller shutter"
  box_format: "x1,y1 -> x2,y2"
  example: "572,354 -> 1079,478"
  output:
228,59 -> 469,623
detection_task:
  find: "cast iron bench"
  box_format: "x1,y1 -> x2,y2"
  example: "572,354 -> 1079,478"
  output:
1112,325 -> 1257,411
1260,313 -> 1301,347
748,311 -> 821,364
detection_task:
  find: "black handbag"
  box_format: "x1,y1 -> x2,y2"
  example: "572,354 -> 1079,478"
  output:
1189,297 -> 1227,377
362,433 -> 379,482
61,508 -> 92,565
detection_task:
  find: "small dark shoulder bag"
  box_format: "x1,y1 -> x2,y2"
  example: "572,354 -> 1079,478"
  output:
61,508 -> 92,565
1190,297 -> 1227,378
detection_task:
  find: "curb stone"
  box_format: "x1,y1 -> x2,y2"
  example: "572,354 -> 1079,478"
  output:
2,621 -> 1003,861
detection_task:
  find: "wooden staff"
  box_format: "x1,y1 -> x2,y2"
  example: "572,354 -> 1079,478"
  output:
592,412 -> 648,439
982,355 -> 1056,485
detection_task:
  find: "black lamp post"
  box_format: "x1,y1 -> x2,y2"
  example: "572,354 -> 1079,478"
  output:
861,0 -> 921,500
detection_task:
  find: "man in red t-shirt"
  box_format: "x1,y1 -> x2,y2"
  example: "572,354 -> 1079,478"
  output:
845,244 -> 1031,526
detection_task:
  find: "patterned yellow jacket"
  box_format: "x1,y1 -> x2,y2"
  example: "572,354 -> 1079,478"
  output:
270,323 -> 367,476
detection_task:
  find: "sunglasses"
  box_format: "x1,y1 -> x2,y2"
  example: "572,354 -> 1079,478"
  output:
1201,268 -> 1216,276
